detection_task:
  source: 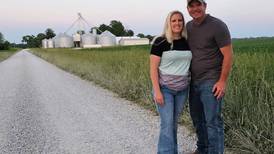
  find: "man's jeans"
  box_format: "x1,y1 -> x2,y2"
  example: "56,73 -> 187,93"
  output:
189,80 -> 224,154
154,86 -> 189,154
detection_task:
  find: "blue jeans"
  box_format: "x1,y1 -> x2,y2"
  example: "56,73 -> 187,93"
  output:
189,80 -> 224,154
154,86 -> 189,154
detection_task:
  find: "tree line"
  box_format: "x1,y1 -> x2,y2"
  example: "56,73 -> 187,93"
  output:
21,28 -> 56,48
0,32 -> 10,50
20,20 -> 154,48
92,20 -> 154,41
92,20 -> 134,36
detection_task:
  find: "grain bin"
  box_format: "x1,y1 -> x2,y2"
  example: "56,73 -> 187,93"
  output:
54,33 -> 73,48
47,39 -> 54,48
81,33 -> 97,48
42,39 -> 48,48
98,30 -> 116,46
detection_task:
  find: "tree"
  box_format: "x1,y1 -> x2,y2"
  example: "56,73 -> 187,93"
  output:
92,20 -> 135,36
0,32 -> 3,43
35,33 -> 47,47
90,27 -> 100,34
136,33 -> 154,43
109,20 -> 126,36
45,28 -> 56,39
98,24 -> 111,34
22,35 -> 31,44
0,32 -> 10,50
37,33 -> 46,39
10,43 -> 27,49
137,33 -> 145,38
145,35 -> 154,42
22,35 -> 36,48
126,29 -> 134,36
22,28 -> 55,48
0,41 -> 10,50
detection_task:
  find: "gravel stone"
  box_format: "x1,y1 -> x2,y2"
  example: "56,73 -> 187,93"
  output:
0,50 -> 196,154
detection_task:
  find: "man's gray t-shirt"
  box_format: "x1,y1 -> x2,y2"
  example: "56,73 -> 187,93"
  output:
186,14 -> 231,83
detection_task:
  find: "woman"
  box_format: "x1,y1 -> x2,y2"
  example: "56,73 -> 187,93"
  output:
150,10 -> 192,154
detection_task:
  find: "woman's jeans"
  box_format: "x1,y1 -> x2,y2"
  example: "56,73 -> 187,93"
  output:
189,80 -> 224,154
154,85 -> 189,154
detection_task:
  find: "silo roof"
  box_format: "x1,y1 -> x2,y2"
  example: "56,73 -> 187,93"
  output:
100,30 -> 115,37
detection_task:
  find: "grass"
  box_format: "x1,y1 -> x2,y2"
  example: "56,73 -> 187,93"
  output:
0,48 -> 19,62
30,38 -> 274,153
224,38 -> 274,153
31,46 -> 154,108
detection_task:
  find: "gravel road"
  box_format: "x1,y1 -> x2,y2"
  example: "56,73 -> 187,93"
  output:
0,50 -> 196,154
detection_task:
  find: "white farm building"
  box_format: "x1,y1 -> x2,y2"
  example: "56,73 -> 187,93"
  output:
98,30 -> 116,47
119,38 -> 149,46
42,13 -> 150,49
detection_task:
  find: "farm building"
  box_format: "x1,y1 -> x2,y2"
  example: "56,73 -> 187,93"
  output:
41,38 -> 54,48
119,38 -> 149,46
54,33 -> 73,48
81,33 -> 99,48
98,30 -> 116,47
41,13 -> 150,48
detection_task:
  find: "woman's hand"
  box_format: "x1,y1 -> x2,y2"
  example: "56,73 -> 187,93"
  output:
154,91 -> 164,106
150,55 -> 164,106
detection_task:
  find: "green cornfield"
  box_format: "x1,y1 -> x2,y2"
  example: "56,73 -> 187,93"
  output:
31,37 -> 274,153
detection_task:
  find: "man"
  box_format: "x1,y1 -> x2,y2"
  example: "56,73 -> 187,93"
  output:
186,0 -> 233,153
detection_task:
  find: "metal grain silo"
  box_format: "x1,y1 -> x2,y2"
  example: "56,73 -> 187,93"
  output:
54,33 -> 73,48
98,31 -> 116,46
42,39 -> 48,48
81,33 -> 97,47
47,39 -> 54,48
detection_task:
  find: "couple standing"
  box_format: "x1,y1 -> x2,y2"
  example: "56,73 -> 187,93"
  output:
150,0 -> 233,154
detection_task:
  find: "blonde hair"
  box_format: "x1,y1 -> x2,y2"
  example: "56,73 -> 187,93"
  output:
162,10 -> 187,44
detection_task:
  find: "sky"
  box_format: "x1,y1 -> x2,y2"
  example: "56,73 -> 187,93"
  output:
1,0 -> 274,43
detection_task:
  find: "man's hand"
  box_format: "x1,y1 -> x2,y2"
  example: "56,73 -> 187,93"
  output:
212,44 -> 233,100
212,80 -> 226,100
